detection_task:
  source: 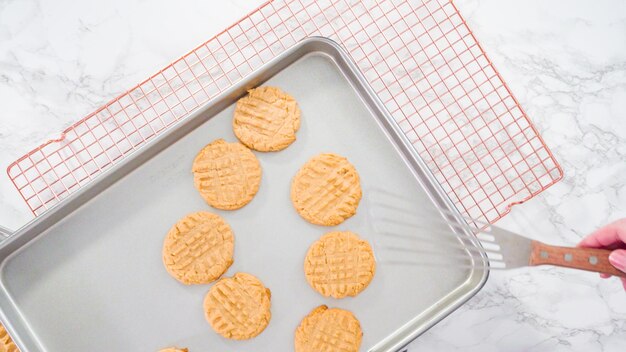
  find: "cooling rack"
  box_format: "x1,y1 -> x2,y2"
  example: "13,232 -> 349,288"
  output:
6,0 -> 562,225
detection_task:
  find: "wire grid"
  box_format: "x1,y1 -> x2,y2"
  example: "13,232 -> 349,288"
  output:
6,0 -> 562,225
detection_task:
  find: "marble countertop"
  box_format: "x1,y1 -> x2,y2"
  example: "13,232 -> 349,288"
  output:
0,0 -> 624,350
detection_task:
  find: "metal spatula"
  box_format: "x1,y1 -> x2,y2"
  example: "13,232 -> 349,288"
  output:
464,220 -> 625,277
367,188 -> 626,278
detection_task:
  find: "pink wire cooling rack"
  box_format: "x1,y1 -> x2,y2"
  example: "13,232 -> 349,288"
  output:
6,0 -> 562,225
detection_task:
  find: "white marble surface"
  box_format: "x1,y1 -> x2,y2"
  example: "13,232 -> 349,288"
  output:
0,0 -> 625,351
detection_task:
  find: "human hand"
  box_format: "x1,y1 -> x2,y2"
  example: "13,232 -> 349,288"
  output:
579,218 -> 626,290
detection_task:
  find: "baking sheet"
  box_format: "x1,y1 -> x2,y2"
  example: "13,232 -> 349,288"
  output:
0,38 -> 486,352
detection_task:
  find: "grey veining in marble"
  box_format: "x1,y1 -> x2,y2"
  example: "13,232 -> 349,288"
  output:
412,1 -> 626,351
0,0 -> 624,351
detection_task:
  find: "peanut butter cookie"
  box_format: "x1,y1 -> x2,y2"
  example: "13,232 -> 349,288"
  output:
203,273 -> 271,340
192,139 -> 261,210
233,86 -> 301,152
295,305 -> 362,352
162,211 -> 234,285
291,153 -> 362,226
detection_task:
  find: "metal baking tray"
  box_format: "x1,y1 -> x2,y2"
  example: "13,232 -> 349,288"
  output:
0,37 -> 487,351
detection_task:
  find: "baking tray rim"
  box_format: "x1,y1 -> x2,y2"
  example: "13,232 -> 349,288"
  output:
0,36 -> 488,352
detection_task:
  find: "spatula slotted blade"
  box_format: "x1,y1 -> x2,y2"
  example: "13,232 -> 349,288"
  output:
484,226 -> 624,277
484,226 -> 533,269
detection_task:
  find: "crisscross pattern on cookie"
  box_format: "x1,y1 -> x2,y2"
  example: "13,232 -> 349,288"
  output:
234,86 -> 300,152
204,273 -> 271,340
193,139 -> 261,210
291,153 -> 362,226
305,231 -> 375,298
295,305 -> 362,352
162,211 -> 234,285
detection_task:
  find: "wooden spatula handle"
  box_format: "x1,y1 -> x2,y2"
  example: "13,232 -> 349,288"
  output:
529,240 -> 626,277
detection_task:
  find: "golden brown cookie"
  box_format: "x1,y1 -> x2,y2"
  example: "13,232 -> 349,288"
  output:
291,153 -> 362,226
233,86 -> 301,152
295,305 -> 362,352
203,273 -> 271,340
162,211 -> 234,285
192,139 -> 261,210
304,231 -> 375,298
158,348 -> 188,352
0,324 -> 18,352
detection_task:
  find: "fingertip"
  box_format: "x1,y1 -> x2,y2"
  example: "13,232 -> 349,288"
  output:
600,273 -> 610,279
609,250 -> 626,273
